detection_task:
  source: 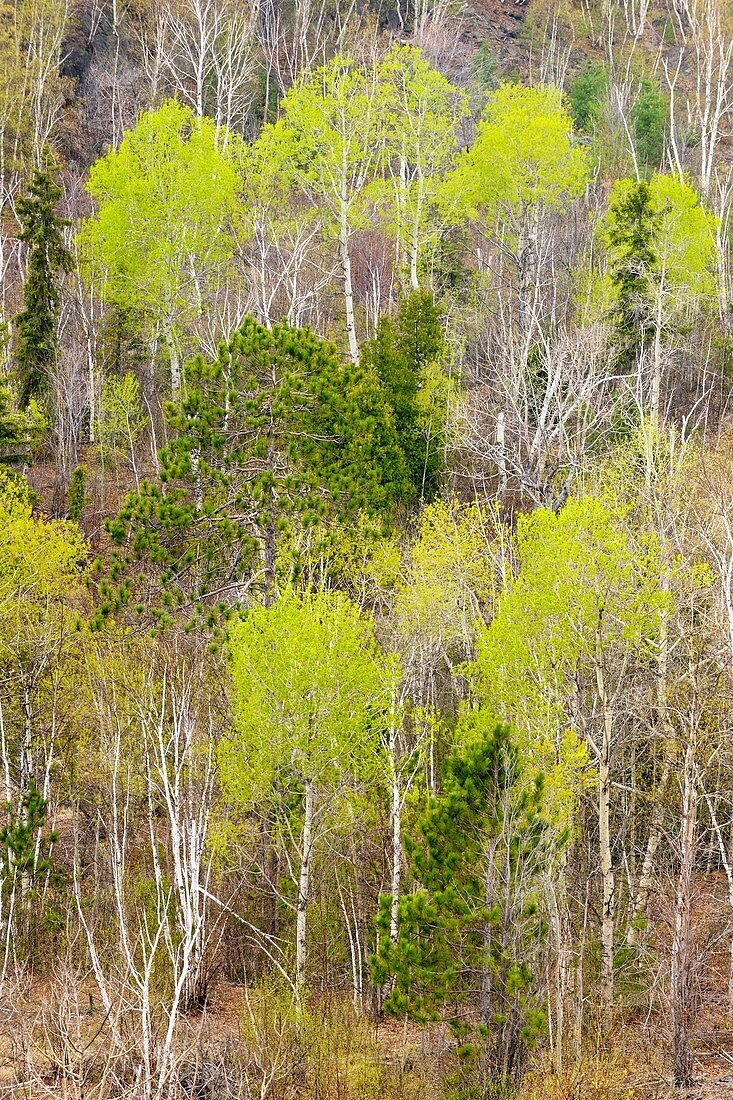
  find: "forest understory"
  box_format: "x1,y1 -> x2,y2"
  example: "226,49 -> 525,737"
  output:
5,875 -> 733,1100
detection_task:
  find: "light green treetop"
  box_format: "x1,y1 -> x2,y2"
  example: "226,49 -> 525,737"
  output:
79,100 -> 246,387
0,473 -> 86,622
222,588 -> 392,805
95,371 -> 147,468
394,498 -> 497,657
0,472 -> 87,693
604,172 -> 718,306
377,43 -> 468,287
252,55 -> 385,362
222,587 -> 396,989
468,495 -> 670,818
257,56 -> 384,227
444,83 -> 590,223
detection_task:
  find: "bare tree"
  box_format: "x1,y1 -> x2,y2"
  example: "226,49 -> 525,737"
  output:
51,303 -> 89,515
152,0 -> 259,134
74,641 -> 220,1099
669,0 -> 733,194
139,664 -> 218,1014
455,322 -> 620,510
256,0 -> 357,96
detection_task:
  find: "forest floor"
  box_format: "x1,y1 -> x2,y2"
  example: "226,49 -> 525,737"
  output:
4,964 -> 733,1098
2,887 -> 733,1097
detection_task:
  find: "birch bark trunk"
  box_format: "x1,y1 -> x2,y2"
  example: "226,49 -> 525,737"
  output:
296,777 -> 314,988
595,633 -> 615,1037
671,692 -> 698,1089
338,197 -> 359,366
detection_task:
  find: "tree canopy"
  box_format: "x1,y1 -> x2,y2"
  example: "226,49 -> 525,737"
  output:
79,101 -> 245,390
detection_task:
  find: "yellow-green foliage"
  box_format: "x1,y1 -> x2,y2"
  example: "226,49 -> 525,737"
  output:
79,100 -> 245,324
444,83 -> 590,223
0,472 -> 86,648
394,498 -> 500,651
0,473 -> 88,804
468,495 -> 671,822
95,371 -> 148,464
254,55 -> 384,230
222,588 -> 393,806
598,173 -> 719,314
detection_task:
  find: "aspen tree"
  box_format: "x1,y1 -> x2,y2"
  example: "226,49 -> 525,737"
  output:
223,589 -> 389,991
79,101 -> 245,394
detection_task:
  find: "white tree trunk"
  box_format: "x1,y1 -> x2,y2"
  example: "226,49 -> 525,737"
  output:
409,181 -> 423,291
671,734 -> 697,1088
546,861 -> 572,1073
650,280 -> 664,425
389,765 -> 401,943
599,737 -> 614,1035
495,409 -> 507,497
595,637 -> 615,1037
627,757 -> 671,944
296,777 -> 314,987
166,330 -> 181,394
338,202 -> 359,366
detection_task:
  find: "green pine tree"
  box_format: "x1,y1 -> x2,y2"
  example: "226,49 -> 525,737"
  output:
0,783 -> 57,898
101,317 -> 411,630
373,721 -> 553,1088
14,167 -> 71,405
99,305 -> 147,379
568,61 -> 608,132
631,78 -> 668,168
67,465 -> 87,523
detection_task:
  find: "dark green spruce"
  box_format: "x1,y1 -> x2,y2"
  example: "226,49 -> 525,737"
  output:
362,290 -> 447,502
14,167 -> 71,405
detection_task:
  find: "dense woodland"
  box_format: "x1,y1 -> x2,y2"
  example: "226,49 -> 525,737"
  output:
5,0 -> 733,1095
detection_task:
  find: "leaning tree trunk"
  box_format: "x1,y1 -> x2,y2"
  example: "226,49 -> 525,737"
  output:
629,600 -> 675,945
